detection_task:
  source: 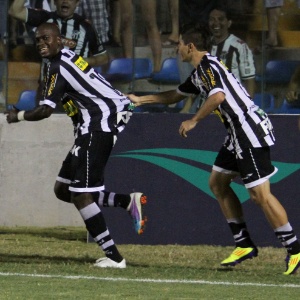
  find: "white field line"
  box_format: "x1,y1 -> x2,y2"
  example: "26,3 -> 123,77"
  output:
0,272 -> 300,288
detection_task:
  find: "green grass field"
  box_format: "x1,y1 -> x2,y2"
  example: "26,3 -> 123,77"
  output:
0,227 -> 299,300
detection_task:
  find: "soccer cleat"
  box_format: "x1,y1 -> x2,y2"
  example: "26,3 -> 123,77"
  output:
220,247 -> 258,267
127,193 -> 147,235
283,253 -> 300,275
94,257 -> 126,269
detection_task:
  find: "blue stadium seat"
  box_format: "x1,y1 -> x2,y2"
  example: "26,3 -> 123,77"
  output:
253,93 -> 275,113
255,60 -> 300,84
150,58 -> 180,84
104,58 -> 153,82
7,90 -> 37,111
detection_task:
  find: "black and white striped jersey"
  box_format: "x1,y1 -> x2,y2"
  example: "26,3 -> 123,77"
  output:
26,8 -> 106,57
210,34 -> 255,82
40,49 -> 131,136
177,53 -> 275,150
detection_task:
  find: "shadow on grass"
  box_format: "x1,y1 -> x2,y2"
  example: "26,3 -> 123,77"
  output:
0,227 -> 87,242
0,253 -> 94,265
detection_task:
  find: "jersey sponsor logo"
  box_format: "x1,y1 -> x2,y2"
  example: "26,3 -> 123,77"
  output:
75,56 -> 88,71
213,108 -> 224,122
220,59 -> 229,70
63,99 -> 79,117
206,68 -> 216,87
61,37 -> 77,49
47,73 -> 58,96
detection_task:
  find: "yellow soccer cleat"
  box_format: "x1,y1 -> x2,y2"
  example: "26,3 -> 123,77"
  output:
283,253 -> 300,275
221,247 -> 258,267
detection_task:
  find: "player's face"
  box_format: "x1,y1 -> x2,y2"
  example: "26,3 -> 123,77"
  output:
35,28 -> 61,59
54,0 -> 79,19
177,36 -> 191,63
208,9 -> 231,40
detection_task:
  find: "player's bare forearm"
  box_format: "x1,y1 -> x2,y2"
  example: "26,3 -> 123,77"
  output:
128,90 -> 184,106
6,105 -> 54,123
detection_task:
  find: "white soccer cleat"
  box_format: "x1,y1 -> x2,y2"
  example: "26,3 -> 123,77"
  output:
94,257 -> 126,269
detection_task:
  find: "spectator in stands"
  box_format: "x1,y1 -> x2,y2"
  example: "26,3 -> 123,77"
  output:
265,0 -> 300,47
180,5 -> 256,113
6,22 -> 147,268
113,0 -> 162,72
9,0 -> 109,102
162,0 -> 179,46
76,0 -> 110,44
286,65 -> 300,104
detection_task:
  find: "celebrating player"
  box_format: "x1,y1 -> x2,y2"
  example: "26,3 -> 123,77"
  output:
6,22 -> 147,269
128,24 -> 300,275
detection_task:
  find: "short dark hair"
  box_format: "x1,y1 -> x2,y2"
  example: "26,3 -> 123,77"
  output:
208,5 -> 233,21
180,22 -> 211,50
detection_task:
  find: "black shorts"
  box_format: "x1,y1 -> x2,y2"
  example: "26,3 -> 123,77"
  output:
57,131 -> 114,193
212,145 -> 277,188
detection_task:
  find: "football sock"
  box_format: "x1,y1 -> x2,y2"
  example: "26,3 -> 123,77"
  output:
274,222 -> 300,255
227,218 -> 256,248
94,191 -> 130,209
79,202 -> 123,262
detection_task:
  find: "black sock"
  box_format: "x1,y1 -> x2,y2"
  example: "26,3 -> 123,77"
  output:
93,191 -> 130,209
79,203 -> 123,262
274,223 -> 300,255
227,218 -> 256,248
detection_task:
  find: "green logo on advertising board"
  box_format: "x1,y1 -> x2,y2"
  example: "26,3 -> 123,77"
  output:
113,148 -> 300,203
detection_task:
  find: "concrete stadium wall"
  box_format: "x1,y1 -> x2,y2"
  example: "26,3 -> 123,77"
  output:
0,114 -> 83,226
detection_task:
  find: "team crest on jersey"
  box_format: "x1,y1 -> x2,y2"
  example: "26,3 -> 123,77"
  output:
47,74 -> 58,96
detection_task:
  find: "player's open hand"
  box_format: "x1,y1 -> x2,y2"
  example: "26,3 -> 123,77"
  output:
179,119 -> 197,138
127,94 -> 141,106
5,106 -> 19,124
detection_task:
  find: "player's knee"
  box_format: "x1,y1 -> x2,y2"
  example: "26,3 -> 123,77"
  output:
54,181 -> 71,203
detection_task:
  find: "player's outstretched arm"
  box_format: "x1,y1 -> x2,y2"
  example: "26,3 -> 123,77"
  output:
128,90 -> 184,106
5,105 -> 54,124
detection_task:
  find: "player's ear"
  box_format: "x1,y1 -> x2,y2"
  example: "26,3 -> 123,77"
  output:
228,20 -> 232,29
57,36 -> 62,46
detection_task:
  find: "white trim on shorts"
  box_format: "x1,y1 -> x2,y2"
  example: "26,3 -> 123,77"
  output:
212,165 -> 278,189
245,166 -> 278,189
56,176 -> 71,184
69,185 -> 105,193
212,165 -> 240,176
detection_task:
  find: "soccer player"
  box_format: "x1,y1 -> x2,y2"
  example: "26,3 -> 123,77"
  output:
6,22 -> 147,268
128,24 -> 300,275
9,0 -> 109,102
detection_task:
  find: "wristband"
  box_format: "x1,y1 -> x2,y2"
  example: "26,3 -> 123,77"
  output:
17,110 -> 25,121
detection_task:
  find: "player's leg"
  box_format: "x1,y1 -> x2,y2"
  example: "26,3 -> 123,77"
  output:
68,132 -> 126,268
249,180 -> 300,274
210,145 -> 258,266
140,0 -> 162,72
72,191 -> 125,268
93,191 -> 147,234
119,0 -> 133,58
